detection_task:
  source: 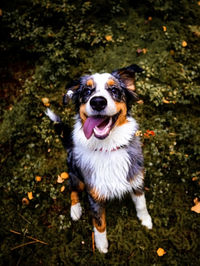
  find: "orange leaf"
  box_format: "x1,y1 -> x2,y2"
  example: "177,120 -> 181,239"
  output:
191,202 -> 200,213
60,172 -> 69,179
142,48 -> 147,54
182,41 -> 187,47
191,198 -> 200,214
35,176 -> 42,182
41,97 -> 50,107
162,98 -> 170,104
57,175 -> 64,183
157,248 -> 166,256
22,198 -> 30,205
105,35 -> 112,41
192,177 -> 198,181
137,100 -> 144,104
27,192 -> 33,200
144,133 -> 150,138
60,186 -> 65,192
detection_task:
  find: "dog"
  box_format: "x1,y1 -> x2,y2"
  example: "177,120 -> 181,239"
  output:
46,64 -> 152,253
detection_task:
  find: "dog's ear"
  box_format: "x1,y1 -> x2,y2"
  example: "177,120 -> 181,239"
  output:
63,80 -> 80,105
112,64 -> 143,91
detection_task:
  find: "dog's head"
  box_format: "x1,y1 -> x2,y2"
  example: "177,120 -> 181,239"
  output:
64,64 -> 143,140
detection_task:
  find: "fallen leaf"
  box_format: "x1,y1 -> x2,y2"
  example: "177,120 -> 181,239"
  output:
57,175 -> 64,183
137,100 -> 144,104
182,41 -> 187,47
135,130 -> 142,137
35,176 -> 42,182
144,133 -> 150,138
60,186 -> 65,192
22,198 -> 30,205
157,248 -> 166,256
192,177 -> 198,181
142,48 -> 147,54
41,97 -> 50,107
191,198 -> 200,214
146,130 -> 155,136
27,192 -> 33,200
60,172 -> 69,179
105,35 -> 112,41
162,98 -> 170,104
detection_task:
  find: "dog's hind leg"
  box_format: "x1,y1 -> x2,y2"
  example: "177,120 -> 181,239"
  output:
131,191 -> 153,229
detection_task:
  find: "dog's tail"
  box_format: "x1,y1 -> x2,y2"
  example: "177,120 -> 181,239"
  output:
45,108 -> 72,150
45,108 -> 61,123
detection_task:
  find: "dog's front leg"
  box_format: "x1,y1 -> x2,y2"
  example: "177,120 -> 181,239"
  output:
88,194 -> 108,253
131,191 -> 153,229
69,173 -> 85,221
70,191 -> 82,221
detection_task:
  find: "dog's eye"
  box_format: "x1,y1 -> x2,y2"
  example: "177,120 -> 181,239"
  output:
83,88 -> 92,97
110,87 -> 121,97
111,87 -> 118,94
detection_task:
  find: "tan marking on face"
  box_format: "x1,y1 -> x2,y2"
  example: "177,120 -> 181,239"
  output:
71,191 -> 79,206
107,79 -> 115,87
114,102 -> 128,127
79,104 -> 87,124
93,208 -> 106,233
86,79 -> 94,87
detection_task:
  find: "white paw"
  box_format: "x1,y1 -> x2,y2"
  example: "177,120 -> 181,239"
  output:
94,227 -> 108,253
137,211 -> 153,229
70,203 -> 82,221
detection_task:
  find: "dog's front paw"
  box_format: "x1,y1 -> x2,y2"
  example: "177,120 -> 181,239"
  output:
137,211 -> 153,229
94,228 -> 108,253
70,203 -> 82,221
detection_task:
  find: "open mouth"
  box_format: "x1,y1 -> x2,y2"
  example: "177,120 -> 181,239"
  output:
83,112 -> 120,139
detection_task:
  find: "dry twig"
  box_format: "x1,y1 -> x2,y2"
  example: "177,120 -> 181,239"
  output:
10,229 -> 48,250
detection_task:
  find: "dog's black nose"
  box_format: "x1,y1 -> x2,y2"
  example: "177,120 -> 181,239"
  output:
90,96 -> 107,111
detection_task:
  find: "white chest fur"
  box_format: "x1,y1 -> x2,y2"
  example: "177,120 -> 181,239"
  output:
74,146 -> 134,199
73,116 -> 139,199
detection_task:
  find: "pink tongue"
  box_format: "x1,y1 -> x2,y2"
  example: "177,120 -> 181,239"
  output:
83,117 -> 106,139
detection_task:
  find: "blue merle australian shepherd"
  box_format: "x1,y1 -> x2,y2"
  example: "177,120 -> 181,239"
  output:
46,64 -> 152,253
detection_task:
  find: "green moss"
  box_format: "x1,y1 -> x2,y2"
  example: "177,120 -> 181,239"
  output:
0,0 -> 200,265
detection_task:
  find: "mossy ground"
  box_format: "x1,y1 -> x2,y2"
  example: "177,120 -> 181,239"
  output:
0,0 -> 200,265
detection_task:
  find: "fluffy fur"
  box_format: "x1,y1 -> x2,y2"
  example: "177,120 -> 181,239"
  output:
46,64 -> 152,253
72,116 -> 143,200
